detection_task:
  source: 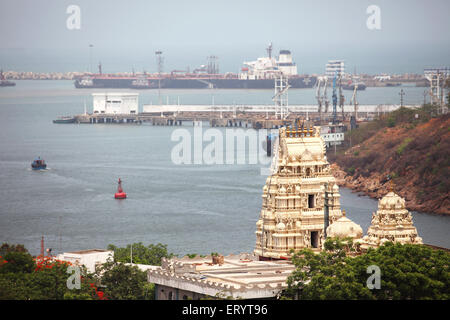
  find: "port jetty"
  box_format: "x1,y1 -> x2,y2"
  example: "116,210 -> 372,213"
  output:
69,103 -> 413,129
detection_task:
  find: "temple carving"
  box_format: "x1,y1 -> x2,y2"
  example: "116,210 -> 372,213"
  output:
362,191 -> 423,247
254,124 -> 343,260
255,125 -> 423,260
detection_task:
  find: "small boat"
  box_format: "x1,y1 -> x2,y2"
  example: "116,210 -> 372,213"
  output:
31,157 -> 47,170
114,178 -> 127,199
53,116 -> 75,124
342,81 -> 366,91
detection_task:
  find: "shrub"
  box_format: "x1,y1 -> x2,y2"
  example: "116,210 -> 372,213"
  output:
396,137 -> 413,156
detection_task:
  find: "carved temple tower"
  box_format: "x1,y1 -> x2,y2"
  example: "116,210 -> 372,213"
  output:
254,124 -> 343,260
363,191 -> 423,247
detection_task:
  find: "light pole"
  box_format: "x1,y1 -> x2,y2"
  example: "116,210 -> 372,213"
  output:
89,44 -> 94,73
399,89 -> 405,107
155,50 -> 163,105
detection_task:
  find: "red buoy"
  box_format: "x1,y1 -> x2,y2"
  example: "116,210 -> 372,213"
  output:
114,178 -> 127,199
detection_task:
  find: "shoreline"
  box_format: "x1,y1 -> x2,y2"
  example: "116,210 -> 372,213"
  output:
330,163 -> 449,216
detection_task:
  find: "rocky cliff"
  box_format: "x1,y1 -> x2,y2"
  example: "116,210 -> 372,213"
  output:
329,108 -> 449,215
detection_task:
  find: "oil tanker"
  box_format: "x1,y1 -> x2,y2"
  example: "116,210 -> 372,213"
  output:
74,47 -> 317,89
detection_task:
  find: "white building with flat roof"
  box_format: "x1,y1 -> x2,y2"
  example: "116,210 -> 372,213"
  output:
92,92 -> 139,115
56,249 -> 114,273
326,60 -> 345,78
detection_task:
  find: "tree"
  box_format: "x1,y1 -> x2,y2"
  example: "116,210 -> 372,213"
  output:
0,243 -> 163,300
352,243 -> 449,300
94,260 -> 151,300
0,251 -> 35,274
284,238 -> 373,300
107,242 -> 173,266
284,239 -> 449,300
0,243 -> 28,256
0,249 -> 100,300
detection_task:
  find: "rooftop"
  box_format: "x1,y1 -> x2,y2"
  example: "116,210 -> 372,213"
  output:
147,253 -> 296,299
63,249 -> 112,255
92,92 -> 139,96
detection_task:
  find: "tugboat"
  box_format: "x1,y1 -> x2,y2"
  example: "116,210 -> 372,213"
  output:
114,178 -> 127,199
53,116 -> 76,124
342,78 -> 366,91
31,157 -> 47,170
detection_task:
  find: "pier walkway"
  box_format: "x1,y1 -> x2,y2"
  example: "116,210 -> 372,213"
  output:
71,104 -> 419,129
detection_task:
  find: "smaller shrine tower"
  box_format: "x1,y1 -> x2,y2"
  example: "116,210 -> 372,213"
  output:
363,192 -> 423,247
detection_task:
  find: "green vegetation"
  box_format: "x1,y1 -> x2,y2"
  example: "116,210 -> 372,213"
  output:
0,242 -> 172,300
107,242 -> 173,265
283,239 -> 450,300
94,260 -> 153,300
346,166 -> 356,175
338,105 -> 441,150
396,137 -> 413,156
0,244 -> 98,300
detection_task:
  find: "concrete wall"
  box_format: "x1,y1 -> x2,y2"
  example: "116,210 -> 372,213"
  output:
155,284 -> 204,300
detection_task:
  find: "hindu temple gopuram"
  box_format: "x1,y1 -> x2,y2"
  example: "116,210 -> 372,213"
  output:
254,124 -> 344,260
362,191 -> 423,247
254,124 -> 423,260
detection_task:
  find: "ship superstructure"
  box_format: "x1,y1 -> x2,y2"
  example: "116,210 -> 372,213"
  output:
240,45 -> 298,80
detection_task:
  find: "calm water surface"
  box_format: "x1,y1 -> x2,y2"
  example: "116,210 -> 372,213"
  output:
0,81 -> 448,256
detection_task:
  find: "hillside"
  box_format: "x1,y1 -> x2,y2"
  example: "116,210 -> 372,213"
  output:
329,106 -> 450,215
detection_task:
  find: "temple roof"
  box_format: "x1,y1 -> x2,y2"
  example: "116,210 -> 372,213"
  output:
326,211 -> 363,239
378,191 -> 406,210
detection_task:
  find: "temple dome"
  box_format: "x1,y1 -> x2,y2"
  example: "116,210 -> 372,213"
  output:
379,191 -> 405,210
326,210 -> 363,239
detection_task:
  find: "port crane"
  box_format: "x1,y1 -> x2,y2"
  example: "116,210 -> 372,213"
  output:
315,76 -> 328,123
315,77 -> 323,121
339,75 -> 345,121
350,83 -> 359,124
332,72 -> 338,124
272,75 -> 290,120
324,77 -> 330,115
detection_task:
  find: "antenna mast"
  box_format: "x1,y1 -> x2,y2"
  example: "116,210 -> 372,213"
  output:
266,42 -> 273,59
155,50 -> 163,105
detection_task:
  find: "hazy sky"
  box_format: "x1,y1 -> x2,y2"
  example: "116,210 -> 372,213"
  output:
1,0 -> 449,74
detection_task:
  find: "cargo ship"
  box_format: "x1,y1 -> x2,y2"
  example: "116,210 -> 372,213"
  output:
74,46 -> 317,89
